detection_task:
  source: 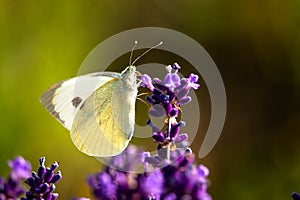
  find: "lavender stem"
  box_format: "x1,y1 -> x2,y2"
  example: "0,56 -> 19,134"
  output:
166,117 -> 172,161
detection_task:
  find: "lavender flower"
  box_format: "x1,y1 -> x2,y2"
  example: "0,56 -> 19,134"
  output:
8,156 -> 31,180
141,64 -> 200,147
88,64 -> 211,200
292,192 -> 300,200
141,64 -> 199,168
0,156 -> 31,200
22,157 -> 62,200
89,145 -> 211,200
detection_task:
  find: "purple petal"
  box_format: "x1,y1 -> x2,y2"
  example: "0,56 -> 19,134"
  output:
8,156 -> 31,179
175,88 -> 189,100
149,110 -> 162,117
38,165 -> 46,179
50,171 -> 62,183
141,171 -> 164,196
179,96 -> 191,105
51,193 -> 59,200
166,91 -> 175,102
170,121 -> 185,139
163,103 -> 172,115
153,132 -> 165,143
146,96 -> 154,104
45,169 -> 54,183
196,190 -> 212,200
171,73 -> 180,86
97,173 -> 113,184
170,124 -> 181,139
72,198 -> 90,200
141,74 -> 152,84
175,133 -> 188,143
197,165 -> 210,177
164,74 -> 172,85
153,78 -> 162,84
154,83 -> 169,91
189,73 -> 199,83
115,172 -> 128,189
169,108 -> 178,117
164,193 -> 177,200
175,79 -> 188,91
141,74 -> 154,90
25,177 -> 35,187
187,73 -> 200,90
149,104 -> 166,117
40,183 -> 50,193
50,162 -> 59,171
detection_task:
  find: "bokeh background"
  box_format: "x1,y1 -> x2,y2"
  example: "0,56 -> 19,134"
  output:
0,0 -> 300,199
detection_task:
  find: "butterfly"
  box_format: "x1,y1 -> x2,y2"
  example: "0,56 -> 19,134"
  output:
40,66 -> 138,157
40,41 -> 162,157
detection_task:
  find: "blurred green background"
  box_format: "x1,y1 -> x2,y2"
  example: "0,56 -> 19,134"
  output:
0,0 -> 300,199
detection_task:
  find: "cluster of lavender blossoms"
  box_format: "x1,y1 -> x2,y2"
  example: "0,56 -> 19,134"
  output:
88,63 -> 212,200
22,157 -> 62,200
0,156 -> 62,200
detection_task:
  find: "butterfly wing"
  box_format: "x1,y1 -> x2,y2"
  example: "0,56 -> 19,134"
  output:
70,78 -> 137,156
40,72 -> 121,130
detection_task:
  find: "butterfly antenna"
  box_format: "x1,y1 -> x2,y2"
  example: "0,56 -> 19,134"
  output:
137,97 -> 151,108
132,41 -> 163,66
129,41 -> 138,66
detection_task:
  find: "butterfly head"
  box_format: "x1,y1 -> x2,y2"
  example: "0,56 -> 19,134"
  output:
121,65 -> 137,88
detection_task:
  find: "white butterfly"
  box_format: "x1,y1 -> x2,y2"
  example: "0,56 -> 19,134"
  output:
40,41 -> 163,157
40,66 -> 138,157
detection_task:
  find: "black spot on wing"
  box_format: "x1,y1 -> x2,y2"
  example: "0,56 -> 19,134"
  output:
72,97 -> 82,108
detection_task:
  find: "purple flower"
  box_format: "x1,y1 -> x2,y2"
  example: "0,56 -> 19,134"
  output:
88,145 -> 211,200
140,171 -> 164,199
88,173 -> 117,199
8,156 -> 31,180
164,193 -> 177,200
187,73 -> 200,90
0,156 -> 31,199
142,64 -> 200,107
174,133 -> 189,143
22,157 -> 62,200
170,121 -> 185,140
78,63 -> 211,200
164,73 -> 180,89
141,74 -> 154,91
293,192 -> 300,200
141,63 -> 200,145
148,104 -> 166,117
